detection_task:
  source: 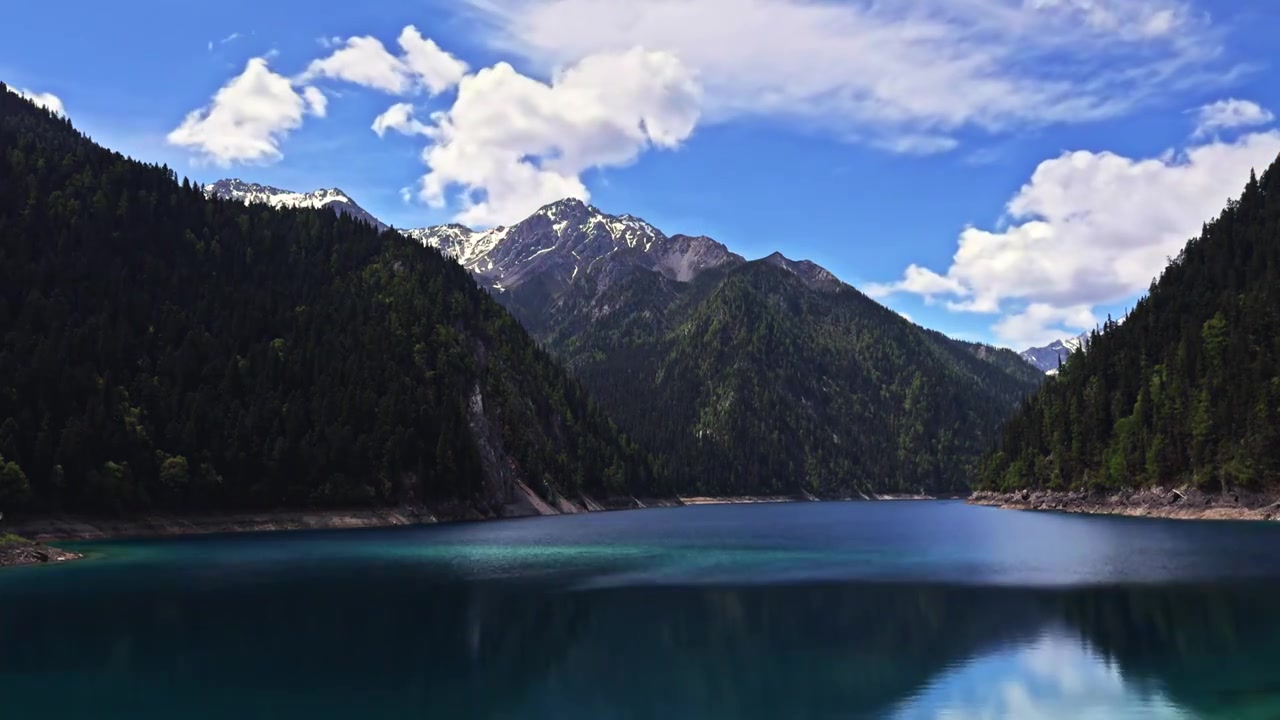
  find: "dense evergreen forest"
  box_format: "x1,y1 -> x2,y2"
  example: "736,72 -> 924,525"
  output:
529,259 -> 1042,496
979,154 -> 1280,492
0,85 -> 658,515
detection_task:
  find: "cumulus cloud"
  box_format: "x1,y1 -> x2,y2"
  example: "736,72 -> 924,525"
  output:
412,47 -> 700,226
17,88 -> 65,116
1193,98 -> 1274,138
302,26 -> 467,96
465,0 -> 1217,150
302,36 -> 412,93
167,57 -> 326,165
866,265 -> 965,301
372,102 -> 429,137
397,26 -> 470,94
869,131 -> 1280,348
993,304 -> 1098,350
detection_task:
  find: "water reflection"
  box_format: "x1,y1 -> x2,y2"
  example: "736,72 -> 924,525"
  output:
5,564 -> 1280,719
893,630 -> 1187,719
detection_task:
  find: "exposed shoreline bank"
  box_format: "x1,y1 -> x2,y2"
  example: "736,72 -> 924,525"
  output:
0,534 -> 83,568
0,492 -> 946,548
969,487 -> 1280,521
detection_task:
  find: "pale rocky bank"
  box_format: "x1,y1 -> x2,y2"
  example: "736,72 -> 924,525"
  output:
0,534 -> 82,568
970,487 -> 1280,521
1,493 -> 948,555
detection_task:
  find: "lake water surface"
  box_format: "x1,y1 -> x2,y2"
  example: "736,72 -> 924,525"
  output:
4,500 -> 1280,718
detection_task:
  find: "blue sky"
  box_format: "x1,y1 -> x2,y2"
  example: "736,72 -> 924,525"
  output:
5,0 -> 1280,348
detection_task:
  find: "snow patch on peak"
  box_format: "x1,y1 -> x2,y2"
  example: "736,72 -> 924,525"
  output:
204,177 -> 386,230
407,202 -> 746,292
1020,331 -> 1092,374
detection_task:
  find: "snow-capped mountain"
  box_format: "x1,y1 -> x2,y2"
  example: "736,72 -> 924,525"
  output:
404,198 -> 747,294
204,177 -> 842,301
204,178 -> 387,231
1020,332 -> 1090,374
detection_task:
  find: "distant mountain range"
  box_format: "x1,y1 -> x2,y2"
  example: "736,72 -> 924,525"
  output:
203,176 -> 1054,359
201,177 -> 1044,495
1019,333 -> 1091,374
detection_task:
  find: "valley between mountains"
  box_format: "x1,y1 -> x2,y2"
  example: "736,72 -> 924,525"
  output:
210,176 -> 1044,500
5,86 -> 1277,542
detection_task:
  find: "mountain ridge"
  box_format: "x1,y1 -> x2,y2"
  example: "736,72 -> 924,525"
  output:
191,177 -> 1040,496
204,178 -> 388,231
203,179 -> 843,301
523,244 -> 1043,495
404,197 -> 751,295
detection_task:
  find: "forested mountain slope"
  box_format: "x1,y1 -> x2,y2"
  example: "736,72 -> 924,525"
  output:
0,84 -> 657,516
533,256 -> 1042,496
979,155 -> 1280,492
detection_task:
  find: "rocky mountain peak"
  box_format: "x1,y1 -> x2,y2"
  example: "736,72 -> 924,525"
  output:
1020,331 -> 1092,374
203,178 -> 386,231
407,199 -> 744,294
761,251 -> 844,292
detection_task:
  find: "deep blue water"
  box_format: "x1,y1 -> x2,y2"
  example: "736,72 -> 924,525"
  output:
4,500 -> 1280,718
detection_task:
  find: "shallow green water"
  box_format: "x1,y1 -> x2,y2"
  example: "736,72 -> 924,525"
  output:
4,500 -> 1280,718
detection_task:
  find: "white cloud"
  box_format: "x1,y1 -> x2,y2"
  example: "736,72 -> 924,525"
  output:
872,134 -> 959,156
465,0 -> 1217,150
413,47 -> 700,226
865,264 -> 965,300
17,88 -> 65,116
397,26 -> 470,95
303,36 -> 413,94
209,32 -> 243,52
302,26 -> 467,96
167,57 -> 325,165
302,86 -> 328,117
993,304 -> 1098,350
1193,98 -> 1274,137
871,130 -> 1280,348
372,102 -> 429,137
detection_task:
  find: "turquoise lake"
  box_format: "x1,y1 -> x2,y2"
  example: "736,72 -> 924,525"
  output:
4,500 -> 1280,718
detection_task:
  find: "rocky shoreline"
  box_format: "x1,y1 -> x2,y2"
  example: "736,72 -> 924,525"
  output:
0,534 -> 83,568
0,493 -> 947,560
0,494 -> 816,546
969,487 -> 1280,521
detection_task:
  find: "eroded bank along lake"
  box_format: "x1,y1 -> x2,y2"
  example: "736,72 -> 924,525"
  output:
5,500 -> 1280,718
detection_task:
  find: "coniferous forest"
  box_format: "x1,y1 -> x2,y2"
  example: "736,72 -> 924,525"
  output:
978,154 -> 1280,493
15,76 -> 1277,516
0,85 -> 658,515
528,260 -> 1043,496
